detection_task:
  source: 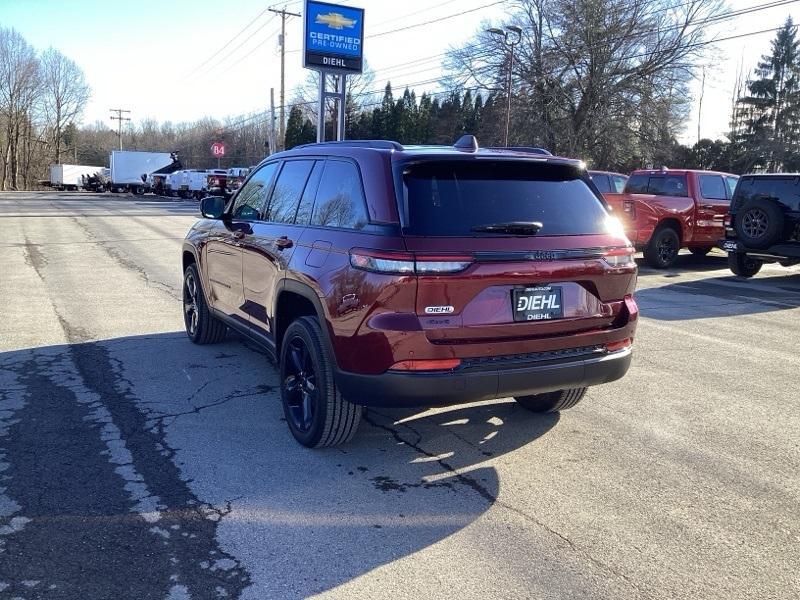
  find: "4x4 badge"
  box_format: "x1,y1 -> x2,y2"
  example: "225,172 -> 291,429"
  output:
425,306 -> 454,314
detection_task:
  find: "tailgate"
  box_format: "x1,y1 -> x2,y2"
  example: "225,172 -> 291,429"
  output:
404,235 -> 633,344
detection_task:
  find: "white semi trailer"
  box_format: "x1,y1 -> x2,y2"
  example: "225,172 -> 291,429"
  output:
108,151 -> 177,195
49,164 -> 104,190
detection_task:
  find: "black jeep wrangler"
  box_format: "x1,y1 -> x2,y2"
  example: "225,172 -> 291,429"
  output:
723,174 -> 800,277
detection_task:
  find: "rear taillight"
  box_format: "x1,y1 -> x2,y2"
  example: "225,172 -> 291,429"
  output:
603,246 -> 636,267
350,249 -> 472,275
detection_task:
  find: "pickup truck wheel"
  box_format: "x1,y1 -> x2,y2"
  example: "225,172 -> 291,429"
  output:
644,227 -> 680,268
689,246 -> 712,256
515,388 -> 587,413
183,264 -> 227,344
280,316 -> 362,448
727,252 -> 762,278
735,199 -> 784,248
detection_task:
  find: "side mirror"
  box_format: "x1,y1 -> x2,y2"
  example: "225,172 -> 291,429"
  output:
200,196 -> 226,219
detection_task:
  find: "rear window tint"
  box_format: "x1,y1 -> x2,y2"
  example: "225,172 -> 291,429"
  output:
400,160 -> 610,236
589,173 -> 612,193
624,174 -> 689,197
735,177 -> 800,207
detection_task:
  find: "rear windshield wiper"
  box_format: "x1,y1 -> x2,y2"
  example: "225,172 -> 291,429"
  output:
470,221 -> 543,235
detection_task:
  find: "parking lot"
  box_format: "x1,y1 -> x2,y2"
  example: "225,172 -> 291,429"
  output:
0,190 -> 798,599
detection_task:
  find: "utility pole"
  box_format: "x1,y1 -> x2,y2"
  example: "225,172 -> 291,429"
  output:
109,108 -> 131,151
487,26 -> 523,147
269,6 -> 300,152
697,67 -> 706,144
269,87 -> 277,156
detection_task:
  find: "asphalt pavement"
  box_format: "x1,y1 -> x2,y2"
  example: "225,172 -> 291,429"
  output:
0,191 -> 798,599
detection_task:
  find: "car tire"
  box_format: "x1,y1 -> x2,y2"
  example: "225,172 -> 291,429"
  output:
727,252 -> 762,278
644,226 -> 681,268
735,199 -> 784,249
515,388 -> 587,413
183,264 -> 227,344
280,316 -> 362,448
689,246 -> 712,256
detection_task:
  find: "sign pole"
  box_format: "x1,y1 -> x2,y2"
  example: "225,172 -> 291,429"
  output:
337,74 -> 346,141
317,74 -> 326,143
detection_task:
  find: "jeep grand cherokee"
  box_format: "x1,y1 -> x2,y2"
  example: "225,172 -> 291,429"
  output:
181,136 -> 638,447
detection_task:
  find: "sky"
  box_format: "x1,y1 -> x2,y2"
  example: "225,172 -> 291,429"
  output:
1,0 -> 798,147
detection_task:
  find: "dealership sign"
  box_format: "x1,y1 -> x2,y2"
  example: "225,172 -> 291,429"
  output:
303,0 -> 364,74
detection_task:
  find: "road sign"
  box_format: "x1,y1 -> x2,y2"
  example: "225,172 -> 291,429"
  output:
303,0 -> 364,74
211,142 -> 225,157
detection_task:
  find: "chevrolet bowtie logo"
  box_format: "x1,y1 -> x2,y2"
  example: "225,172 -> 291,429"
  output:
315,12 -> 357,29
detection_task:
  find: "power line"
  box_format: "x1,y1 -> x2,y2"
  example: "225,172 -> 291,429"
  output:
185,14 -> 279,81
182,3 -> 284,80
217,4 -> 795,135
285,0 -> 511,54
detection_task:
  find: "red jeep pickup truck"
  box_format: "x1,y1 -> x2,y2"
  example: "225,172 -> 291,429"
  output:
603,169 -> 739,268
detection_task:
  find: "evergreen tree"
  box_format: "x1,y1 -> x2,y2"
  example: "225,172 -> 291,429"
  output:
284,106 -> 307,150
733,18 -> 800,172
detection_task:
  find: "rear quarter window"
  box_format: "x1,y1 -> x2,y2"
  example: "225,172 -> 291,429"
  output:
310,160 -> 369,230
400,160 -> 611,236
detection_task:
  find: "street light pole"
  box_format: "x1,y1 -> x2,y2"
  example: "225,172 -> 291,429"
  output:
488,26 -> 522,147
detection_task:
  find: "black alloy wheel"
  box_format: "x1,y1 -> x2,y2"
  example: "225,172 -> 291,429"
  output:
283,336 -> 317,434
182,264 -> 227,344
183,269 -> 200,337
279,317 -> 362,447
644,226 -> 681,268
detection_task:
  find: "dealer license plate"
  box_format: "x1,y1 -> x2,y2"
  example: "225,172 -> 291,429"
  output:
512,286 -> 564,322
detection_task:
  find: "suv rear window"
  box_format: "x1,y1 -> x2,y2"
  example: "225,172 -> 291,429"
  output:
735,177 -> 800,209
400,161 -> 609,236
625,174 -> 689,197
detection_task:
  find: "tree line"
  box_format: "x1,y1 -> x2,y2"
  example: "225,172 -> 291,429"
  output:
0,27 -> 90,189
3,2 -> 800,189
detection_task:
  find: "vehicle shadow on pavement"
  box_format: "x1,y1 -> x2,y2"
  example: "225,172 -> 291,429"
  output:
0,331 -> 559,599
635,252 -> 729,277
635,273 -> 800,320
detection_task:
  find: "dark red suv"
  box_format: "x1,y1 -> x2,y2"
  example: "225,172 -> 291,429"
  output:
182,136 -> 639,447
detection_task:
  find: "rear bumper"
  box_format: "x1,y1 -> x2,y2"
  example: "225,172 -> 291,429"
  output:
721,238 -> 800,260
335,347 -> 632,408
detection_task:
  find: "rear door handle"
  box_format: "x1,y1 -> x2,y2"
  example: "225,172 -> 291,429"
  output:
699,204 -> 715,210
275,236 -> 294,250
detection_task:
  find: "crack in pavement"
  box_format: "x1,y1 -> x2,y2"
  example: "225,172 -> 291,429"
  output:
68,216 -> 182,301
363,410 -> 654,598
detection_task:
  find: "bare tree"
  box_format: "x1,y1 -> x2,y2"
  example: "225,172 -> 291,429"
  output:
446,0 -> 725,169
39,47 -> 90,164
0,27 -> 41,189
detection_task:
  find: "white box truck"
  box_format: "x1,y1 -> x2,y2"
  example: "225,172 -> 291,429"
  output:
50,164 -> 104,190
109,151 -> 177,195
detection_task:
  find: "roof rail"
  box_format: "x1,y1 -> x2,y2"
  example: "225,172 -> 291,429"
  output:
489,146 -> 553,156
294,140 -> 404,151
